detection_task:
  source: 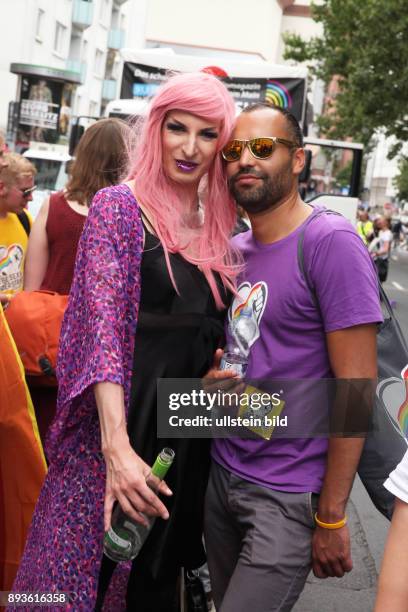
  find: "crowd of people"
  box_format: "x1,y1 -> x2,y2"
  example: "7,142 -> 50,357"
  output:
1,73 -> 408,612
357,207 -> 406,284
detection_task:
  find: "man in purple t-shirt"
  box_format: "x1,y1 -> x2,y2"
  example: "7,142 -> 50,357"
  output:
204,104 -> 382,611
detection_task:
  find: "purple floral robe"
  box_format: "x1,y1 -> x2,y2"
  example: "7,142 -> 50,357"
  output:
11,185 -> 143,611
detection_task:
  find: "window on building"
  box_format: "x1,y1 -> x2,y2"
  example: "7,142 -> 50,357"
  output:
94,49 -> 104,76
54,21 -> 67,55
112,57 -> 121,81
82,39 -> 88,61
36,8 -> 45,41
111,7 -> 119,28
99,0 -> 110,23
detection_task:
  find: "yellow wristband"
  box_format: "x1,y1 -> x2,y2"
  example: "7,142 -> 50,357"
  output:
314,513 -> 347,529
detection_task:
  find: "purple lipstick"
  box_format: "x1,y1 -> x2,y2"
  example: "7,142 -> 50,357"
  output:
175,159 -> 198,172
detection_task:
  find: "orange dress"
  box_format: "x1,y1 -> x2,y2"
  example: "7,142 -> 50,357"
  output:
0,308 -> 46,594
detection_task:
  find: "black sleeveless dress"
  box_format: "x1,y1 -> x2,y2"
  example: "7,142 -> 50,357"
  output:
99,224 -> 226,590
97,226 -> 227,608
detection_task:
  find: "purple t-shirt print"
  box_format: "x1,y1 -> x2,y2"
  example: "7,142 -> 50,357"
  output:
228,281 -> 268,356
212,207 -> 383,493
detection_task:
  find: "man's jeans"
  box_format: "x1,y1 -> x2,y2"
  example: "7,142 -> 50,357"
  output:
204,462 -> 318,612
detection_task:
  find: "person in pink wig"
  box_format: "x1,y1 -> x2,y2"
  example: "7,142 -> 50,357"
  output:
11,72 -> 239,611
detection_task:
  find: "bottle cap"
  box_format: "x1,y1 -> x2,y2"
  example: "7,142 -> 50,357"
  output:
151,448 -> 175,480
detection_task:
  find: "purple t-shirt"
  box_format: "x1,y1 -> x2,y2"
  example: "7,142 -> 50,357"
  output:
212,208 -> 383,493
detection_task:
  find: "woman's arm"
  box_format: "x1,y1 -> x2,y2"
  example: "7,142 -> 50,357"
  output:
24,196 -> 50,290
376,240 -> 391,257
94,381 -> 172,531
55,187 -> 152,528
375,497 -> 408,611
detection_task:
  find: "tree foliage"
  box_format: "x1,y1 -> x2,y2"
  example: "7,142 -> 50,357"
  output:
394,157 -> 408,203
334,161 -> 353,189
283,0 -> 408,156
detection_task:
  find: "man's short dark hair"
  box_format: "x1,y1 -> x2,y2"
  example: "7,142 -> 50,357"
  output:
241,103 -> 304,148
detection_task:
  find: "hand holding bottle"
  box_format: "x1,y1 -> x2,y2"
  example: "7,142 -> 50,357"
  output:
202,349 -> 246,410
94,381 -> 172,532
104,448 -> 175,562
103,441 -> 172,531
202,348 -> 242,392
205,348 -> 238,379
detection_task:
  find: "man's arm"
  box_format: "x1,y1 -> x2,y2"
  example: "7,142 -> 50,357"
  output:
312,323 -> 377,579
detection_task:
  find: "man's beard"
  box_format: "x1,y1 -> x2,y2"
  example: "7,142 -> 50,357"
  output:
228,160 -> 294,214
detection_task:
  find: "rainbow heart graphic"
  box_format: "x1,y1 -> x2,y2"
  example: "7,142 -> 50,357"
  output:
398,365 -> 408,437
377,366 -> 408,440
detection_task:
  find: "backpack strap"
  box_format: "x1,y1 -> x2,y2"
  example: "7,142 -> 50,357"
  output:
16,210 -> 31,237
297,208 -> 395,320
297,208 -> 341,305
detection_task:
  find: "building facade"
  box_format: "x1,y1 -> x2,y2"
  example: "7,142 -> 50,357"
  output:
0,0 -> 321,134
144,0 -> 320,62
364,134 -> 401,212
0,0 -> 148,132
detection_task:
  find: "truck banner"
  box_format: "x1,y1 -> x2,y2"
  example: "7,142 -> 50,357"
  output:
120,49 -> 308,124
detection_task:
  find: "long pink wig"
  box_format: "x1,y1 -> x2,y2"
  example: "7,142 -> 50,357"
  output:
127,71 -> 239,308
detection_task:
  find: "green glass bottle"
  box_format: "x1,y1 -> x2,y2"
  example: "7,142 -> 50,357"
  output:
103,448 -> 175,562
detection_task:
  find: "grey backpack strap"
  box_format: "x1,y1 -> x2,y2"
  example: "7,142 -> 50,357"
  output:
297,208 -> 395,320
297,208 -> 341,304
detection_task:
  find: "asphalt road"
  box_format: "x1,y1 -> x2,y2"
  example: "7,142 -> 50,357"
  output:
293,246 -> 408,612
384,246 -> 408,330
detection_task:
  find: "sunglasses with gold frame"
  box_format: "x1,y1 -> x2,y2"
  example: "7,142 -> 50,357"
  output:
222,136 -> 298,162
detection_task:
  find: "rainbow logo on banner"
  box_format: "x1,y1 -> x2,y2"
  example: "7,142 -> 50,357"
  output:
265,81 -> 292,108
398,365 -> 408,437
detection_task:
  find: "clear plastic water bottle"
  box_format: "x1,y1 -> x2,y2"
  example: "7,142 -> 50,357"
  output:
220,344 -> 248,378
103,448 -> 175,562
220,308 -> 258,377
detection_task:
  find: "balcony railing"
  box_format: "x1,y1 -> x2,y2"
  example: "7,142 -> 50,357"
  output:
102,79 -> 117,101
108,29 -> 125,50
66,59 -> 86,83
72,0 -> 93,30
